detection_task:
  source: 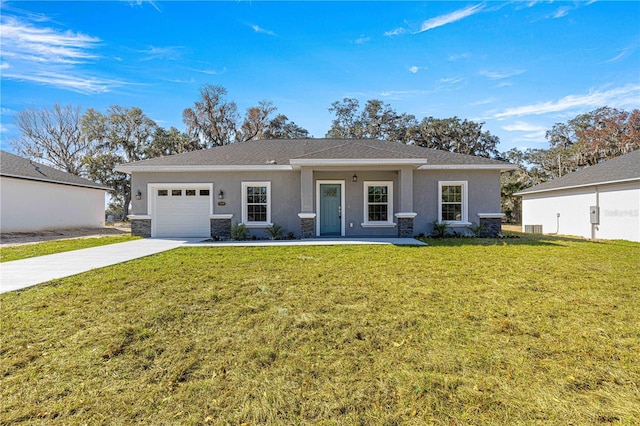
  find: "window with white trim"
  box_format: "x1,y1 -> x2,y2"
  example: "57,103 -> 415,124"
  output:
438,181 -> 468,223
363,181 -> 394,226
242,182 -> 271,226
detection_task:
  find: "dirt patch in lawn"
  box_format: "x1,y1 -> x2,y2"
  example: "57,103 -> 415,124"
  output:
0,223 -> 131,247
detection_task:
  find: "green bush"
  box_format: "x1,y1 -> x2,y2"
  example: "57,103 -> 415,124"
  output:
230,223 -> 249,240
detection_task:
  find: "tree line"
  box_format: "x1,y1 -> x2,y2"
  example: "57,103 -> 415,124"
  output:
10,84 -> 639,222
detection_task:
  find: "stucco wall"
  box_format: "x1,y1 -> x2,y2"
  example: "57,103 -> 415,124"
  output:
0,177 -> 106,232
130,168 -> 503,238
413,169 -> 502,235
521,182 -> 640,242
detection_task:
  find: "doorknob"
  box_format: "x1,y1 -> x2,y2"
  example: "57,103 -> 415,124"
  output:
338,205 -> 342,219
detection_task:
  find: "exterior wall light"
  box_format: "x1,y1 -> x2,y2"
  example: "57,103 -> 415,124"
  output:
352,173 -> 358,182
218,189 -> 224,200
135,190 -> 142,200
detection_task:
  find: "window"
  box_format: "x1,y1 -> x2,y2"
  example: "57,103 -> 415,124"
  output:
363,181 -> 394,226
242,182 -> 271,226
158,190 -> 168,196
185,190 -> 196,196
172,189 -> 182,196
439,181 -> 468,223
199,189 -> 210,196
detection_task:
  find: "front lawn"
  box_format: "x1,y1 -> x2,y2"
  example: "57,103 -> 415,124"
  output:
1,236 -> 638,424
0,235 -> 140,263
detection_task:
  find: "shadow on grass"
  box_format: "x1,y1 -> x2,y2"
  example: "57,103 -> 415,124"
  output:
417,232 -> 603,247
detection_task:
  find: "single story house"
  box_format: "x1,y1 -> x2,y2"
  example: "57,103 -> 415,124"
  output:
516,149 -> 640,242
116,138 -> 516,239
1,150 -> 109,233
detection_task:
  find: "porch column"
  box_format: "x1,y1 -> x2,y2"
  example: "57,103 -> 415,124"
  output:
210,214 -> 233,240
396,167 -> 417,237
299,167 -> 315,238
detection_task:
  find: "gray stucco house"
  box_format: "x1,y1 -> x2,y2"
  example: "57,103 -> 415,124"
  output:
116,138 -> 515,239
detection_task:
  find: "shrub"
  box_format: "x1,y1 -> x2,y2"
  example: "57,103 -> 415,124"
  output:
470,222 -> 487,237
230,223 -> 249,240
431,221 -> 449,238
266,224 -> 285,240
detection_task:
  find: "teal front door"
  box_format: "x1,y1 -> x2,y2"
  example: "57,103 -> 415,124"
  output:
319,183 -> 342,236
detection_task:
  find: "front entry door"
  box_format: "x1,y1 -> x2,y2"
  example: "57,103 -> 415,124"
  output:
319,183 -> 342,236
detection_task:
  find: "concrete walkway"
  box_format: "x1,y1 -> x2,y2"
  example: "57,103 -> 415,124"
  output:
0,237 -> 425,295
0,238 -> 203,294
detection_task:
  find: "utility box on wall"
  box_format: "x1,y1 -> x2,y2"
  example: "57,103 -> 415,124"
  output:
590,206 -> 600,224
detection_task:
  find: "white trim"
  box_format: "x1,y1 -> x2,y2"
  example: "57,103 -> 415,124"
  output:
241,181 -> 271,227
477,213 -> 505,219
418,164 -> 517,171
128,214 -> 151,220
361,223 -> 397,228
117,165 -> 293,173
363,180 -> 395,227
298,212 -> 317,219
438,181 -> 468,224
291,159 -> 428,167
1,174 -> 109,191
316,180 -> 345,237
147,183 -> 214,238
210,214 -> 233,219
394,212 -> 417,219
514,177 -> 640,196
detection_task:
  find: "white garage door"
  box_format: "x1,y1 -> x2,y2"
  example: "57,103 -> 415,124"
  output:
154,187 -> 211,237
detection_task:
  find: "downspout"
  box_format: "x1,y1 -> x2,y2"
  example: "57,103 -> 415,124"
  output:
591,186 -> 599,240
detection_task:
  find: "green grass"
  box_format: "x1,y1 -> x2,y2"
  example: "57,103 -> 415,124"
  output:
0,235 -> 141,263
1,235 -> 639,424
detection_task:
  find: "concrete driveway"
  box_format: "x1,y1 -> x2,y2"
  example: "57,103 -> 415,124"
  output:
1,237 -> 425,295
0,238 -> 203,294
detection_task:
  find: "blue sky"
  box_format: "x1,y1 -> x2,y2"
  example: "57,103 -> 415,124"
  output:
1,0 -> 639,154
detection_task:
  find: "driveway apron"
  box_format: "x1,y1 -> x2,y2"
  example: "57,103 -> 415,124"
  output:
0,238 -> 203,294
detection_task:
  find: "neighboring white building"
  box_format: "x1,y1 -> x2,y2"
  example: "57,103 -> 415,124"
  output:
1,151 -> 108,233
516,150 -> 640,242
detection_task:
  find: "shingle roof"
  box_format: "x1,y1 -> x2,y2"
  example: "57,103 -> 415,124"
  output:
517,149 -> 640,195
117,138 -> 513,169
0,150 -> 109,190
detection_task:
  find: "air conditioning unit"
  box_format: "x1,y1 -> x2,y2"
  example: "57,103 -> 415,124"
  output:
524,225 -> 543,234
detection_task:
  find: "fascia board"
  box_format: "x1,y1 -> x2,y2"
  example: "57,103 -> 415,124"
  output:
290,159 -> 429,167
514,177 -> 640,196
116,165 -> 294,173
417,164 -> 517,171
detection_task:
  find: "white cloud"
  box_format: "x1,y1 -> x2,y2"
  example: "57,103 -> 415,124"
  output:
502,121 -> 546,132
251,24 -> 276,36
492,84 -> 640,119
190,67 -> 227,75
352,35 -> 370,45
409,66 -> 419,74
551,7 -> 570,18
479,69 -> 526,80
469,97 -> 495,106
137,46 -> 183,61
129,0 -> 161,12
0,15 -> 127,94
384,27 -> 407,37
448,52 -> 471,61
416,4 -> 484,33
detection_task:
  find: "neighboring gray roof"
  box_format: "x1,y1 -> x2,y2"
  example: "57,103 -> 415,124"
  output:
116,138 -> 514,171
516,149 -> 640,195
0,150 -> 109,190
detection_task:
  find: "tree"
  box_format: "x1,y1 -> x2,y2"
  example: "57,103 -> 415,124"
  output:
182,85 -> 239,147
145,127 -> 198,157
411,116 -> 500,158
264,114 -> 310,139
82,106 -> 158,219
326,98 -> 416,143
11,103 -> 96,176
237,100 -> 278,142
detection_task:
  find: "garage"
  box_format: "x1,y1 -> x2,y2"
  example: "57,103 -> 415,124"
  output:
152,185 -> 212,237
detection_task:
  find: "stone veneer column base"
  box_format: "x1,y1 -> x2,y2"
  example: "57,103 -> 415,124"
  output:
129,217 -> 152,238
210,214 -> 233,240
477,213 -> 505,237
394,213 -> 417,238
298,213 -> 317,239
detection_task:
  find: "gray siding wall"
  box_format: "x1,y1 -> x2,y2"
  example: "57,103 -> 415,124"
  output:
130,168 -> 502,238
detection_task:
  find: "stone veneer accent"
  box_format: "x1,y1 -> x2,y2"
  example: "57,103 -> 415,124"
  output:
477,214 -> 504,237
210,215 -> 233,240
298,213 -> 316,239
394,213 -> 417,238
131,218 -> 151,238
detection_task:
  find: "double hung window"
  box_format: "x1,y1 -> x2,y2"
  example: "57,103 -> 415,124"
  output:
438,181 -> 468,223
363,181 -> 394,226
242,182 -> 271,226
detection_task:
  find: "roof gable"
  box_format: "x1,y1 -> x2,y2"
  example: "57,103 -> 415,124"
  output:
517,150 -> 640,195
0,151 -> 109,190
